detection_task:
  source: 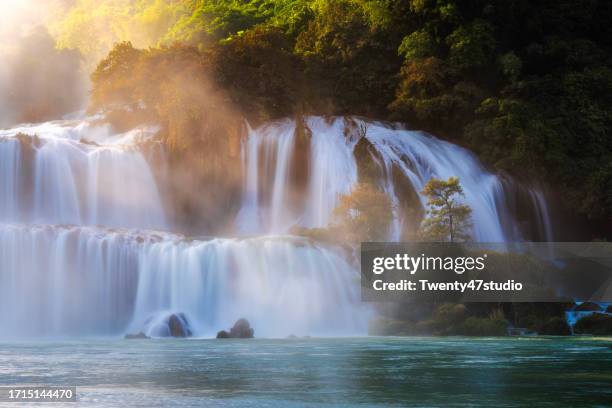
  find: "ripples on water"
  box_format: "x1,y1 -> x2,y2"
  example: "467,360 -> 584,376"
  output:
0,337 -> 610,407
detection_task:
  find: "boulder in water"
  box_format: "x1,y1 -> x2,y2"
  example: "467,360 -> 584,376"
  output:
230,318 -> 254,338
124,331 -> 150,339
168,313 -> 192,337
144,312 -> 193,338
216,330 -> 230,339
216,318 -> 254,339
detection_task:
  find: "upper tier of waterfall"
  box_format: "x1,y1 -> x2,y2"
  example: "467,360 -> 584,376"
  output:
0,115 -> 552,241
236,116 -> 553,242
0,116 -> 160,146
0,118 -> 166,230
237,118 -> 359,234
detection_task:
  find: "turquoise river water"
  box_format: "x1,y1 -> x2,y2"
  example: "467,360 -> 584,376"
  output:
0,337 -> 611,407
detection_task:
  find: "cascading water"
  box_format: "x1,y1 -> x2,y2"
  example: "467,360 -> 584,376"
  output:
0,117 -> 366,338
237,116 -> 553,242
237,118 -> 359,233
0,121 -> 166,229
0,224 -> 362,338
0,114 -> 553,338
529,189 -> 554,241
364,120 -> 515,241
131,234 -> 362,337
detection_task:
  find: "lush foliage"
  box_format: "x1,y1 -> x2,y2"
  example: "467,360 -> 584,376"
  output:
419,177 -> 472,242
49,0 -> 188,66
332,182 -> 394,243
369,303 -> 509,336
387,0 -> 612,225
574,313 -> 612,335
80,0 -> 612,232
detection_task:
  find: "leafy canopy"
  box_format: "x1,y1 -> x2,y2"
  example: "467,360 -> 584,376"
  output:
77,0 -> 612,234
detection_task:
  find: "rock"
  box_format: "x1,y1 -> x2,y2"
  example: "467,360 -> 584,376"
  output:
142,312 -> 193,338
287,334 -> 297,338
229,318 -> 254,338
216,330 -> 230,339
574,313 -> 612,335
216,318 -> 254,339
168,313 -> 192,338
574,302 -> 602,312
125,332 -> 150,339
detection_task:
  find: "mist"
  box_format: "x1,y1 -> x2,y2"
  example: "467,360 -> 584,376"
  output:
0,0 -> 87,128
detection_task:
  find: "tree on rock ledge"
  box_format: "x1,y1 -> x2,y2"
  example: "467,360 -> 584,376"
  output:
419,177 -> 472,242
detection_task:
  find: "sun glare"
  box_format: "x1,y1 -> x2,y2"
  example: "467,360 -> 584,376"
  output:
0,0 -> 41,33
0,0 -> 33,16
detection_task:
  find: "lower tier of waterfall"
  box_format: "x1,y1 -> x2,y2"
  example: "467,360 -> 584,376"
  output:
0,224 -> 365,338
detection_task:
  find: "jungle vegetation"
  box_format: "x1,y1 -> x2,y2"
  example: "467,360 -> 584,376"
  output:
55,0 -> 611,232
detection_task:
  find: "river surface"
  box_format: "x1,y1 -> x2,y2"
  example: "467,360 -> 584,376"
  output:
0,337 -> 610,407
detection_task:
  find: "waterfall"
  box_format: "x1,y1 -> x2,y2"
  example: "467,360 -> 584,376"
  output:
530,189 -> 554,241
236,118 -> 359,233
0,224 -> 363,338
0,117 -> 366,338
0,115 -> 554,338
364,121 -> 514,241
131,234 -> 362,337
236,120 -> 298,232
0,122 -> 166,230
237,116 -> 551,242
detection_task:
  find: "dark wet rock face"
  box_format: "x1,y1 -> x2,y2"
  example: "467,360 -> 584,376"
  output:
216,318 -> 254,339
230,318 -> 254,338
142,312 -> 193,338
168,313 -> 192,338
216,330 -> 230,339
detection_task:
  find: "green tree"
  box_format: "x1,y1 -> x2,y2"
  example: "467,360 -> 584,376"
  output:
294,0 -> 401,116
51,0 -> 189,66
419,176 -> 472,242
332,182 -> 393,242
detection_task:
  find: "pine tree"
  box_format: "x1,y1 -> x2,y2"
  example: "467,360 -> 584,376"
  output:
419,177 -> 472,242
